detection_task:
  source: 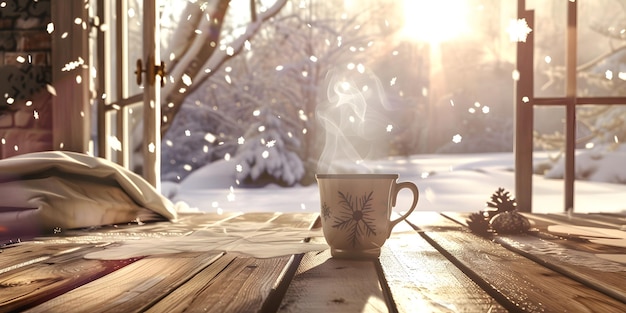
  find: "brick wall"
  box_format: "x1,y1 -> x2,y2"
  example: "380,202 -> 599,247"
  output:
0,0 -> 52,159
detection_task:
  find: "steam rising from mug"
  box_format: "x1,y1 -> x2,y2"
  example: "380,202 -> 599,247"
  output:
316,69 -> 394,174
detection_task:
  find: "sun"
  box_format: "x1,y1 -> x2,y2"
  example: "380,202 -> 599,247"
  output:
401,0 -> 469,44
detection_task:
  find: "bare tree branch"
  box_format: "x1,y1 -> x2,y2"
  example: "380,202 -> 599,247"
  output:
160,0 -> 288,136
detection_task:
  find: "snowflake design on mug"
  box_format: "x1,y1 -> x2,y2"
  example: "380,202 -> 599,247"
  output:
321,202 -> 331,220
332,190 -> 377,248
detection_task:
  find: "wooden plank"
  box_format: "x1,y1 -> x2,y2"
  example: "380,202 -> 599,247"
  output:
25,252 -> 223,313
492,234 -> 626,303
22,212 -> 318,312
146,212 -> 320,313
535,96 -> 626,105
278,242 -> 388,313
564,0 -> 577,213
514,7 -> 535,212
1,217 -> 204,311
408,212 -> 626,312
379,220 -> 507,313
141,253 -> 235,312
1,246 -> 139,312
0,243 -> 90,275
0,213 -> 238,275
520,213 -> 626,255
503,213 -> 626,302
447,212 -> 626,302
542,212 -> 625,229
147,254 -> 292,313
0,213 -> 239,312
584,213 -> 626,227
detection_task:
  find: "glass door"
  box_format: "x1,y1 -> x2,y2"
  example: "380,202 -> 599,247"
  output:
92,0 -> 162,189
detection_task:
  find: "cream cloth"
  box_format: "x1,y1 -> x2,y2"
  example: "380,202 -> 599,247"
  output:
82,222 -> 328,259
0,151 -> 177,232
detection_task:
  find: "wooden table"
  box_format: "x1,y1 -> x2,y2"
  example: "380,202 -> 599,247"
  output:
1,211 -> 625,312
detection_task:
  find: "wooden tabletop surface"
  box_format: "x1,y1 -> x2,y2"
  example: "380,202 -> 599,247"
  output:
1,211 -> 625,313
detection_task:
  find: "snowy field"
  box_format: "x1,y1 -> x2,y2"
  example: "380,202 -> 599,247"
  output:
163,152 -> 626,215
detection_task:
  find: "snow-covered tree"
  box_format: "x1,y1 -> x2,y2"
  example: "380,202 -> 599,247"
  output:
160,0 -> 530,184
160,0 -> 290,135
161,0 -> 407,185
132,0 -> 289,173
161,100 -> 242,182
242,0 -> 404,175
234,112 -> 304,186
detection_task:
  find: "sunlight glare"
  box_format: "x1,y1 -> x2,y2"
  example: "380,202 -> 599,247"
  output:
402,0 -> 469,44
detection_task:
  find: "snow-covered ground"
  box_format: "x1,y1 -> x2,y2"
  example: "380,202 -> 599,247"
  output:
163,152 -> 626,215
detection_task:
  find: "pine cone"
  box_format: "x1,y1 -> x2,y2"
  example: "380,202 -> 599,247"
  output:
486,187 -> 517,216
490,211 -> 530,234
466,212 -> 491,235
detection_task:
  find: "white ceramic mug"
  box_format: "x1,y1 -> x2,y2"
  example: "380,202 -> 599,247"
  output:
316,174 -> 419,259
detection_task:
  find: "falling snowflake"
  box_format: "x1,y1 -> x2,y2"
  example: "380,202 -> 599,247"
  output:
332,191 -> 377,248
452,134 -> 463,143
507,18 -> 532,42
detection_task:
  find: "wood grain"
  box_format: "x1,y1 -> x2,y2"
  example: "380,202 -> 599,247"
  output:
278,242 -> 388,313
147,254 -> 293,313
584,213 -> 626,226
379,220 -> 507,313
532,212 -> 625,231
1,246 -> 138,313
145,212 -> 320,313
408,212 -> 626,312
446,212 -> 626,302
7,211 -> 624,313
0,212 -> 238,273
26,252 -> 224,313
19,212 -> 319,312
0,243 -> 90,275
0,212 -> 266,312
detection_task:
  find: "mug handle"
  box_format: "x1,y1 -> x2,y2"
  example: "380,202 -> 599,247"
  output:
388,181 -> 419,235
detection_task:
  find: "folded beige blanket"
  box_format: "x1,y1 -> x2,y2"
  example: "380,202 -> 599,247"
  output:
0,151 -> 177,236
